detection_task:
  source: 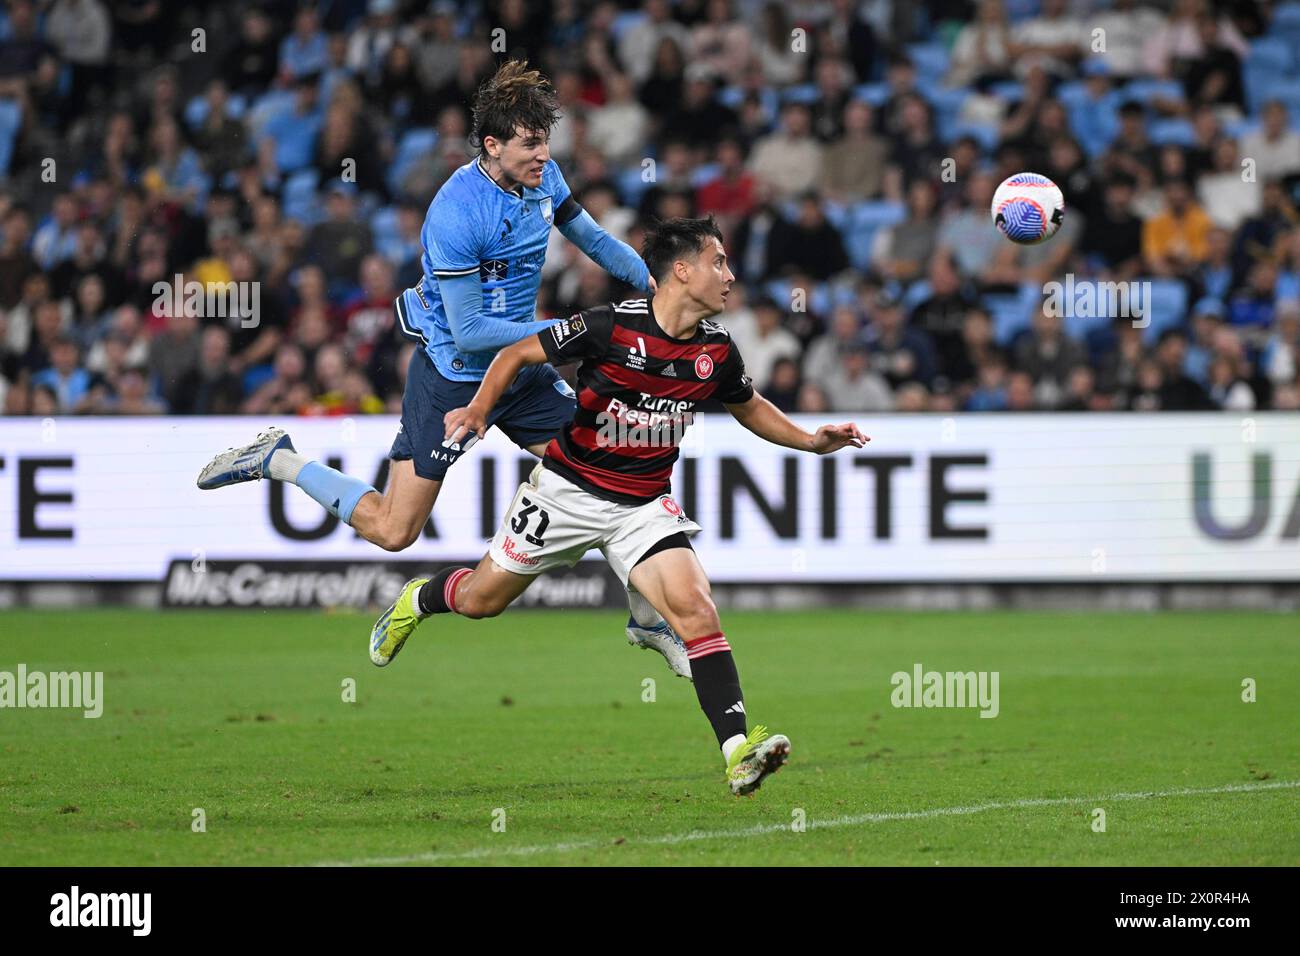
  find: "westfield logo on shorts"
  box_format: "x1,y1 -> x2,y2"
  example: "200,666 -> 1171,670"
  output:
501,535 -> 541,566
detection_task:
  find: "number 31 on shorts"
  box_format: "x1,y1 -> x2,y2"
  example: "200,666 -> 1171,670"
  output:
510,496 -> 551,547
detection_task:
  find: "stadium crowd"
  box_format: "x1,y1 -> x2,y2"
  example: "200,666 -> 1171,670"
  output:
2,0 -> 1300,417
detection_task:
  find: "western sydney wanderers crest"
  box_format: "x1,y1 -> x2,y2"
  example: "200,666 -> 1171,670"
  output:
660,496 -> 685,521
540,196 -> 553,224
694,352 -> 714,379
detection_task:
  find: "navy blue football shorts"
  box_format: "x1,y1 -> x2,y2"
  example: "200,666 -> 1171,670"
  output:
390,347 -> 576,481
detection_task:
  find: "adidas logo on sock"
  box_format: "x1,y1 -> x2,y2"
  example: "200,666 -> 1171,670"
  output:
724,701 -> 745,715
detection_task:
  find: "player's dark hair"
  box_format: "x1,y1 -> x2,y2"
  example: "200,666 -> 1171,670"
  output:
640,216 -> 724,281
469,60 -> 561,154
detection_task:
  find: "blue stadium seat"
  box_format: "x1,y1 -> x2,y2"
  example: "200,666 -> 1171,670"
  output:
988,80 -> 1024,103
1148,118 -> 1196,146
1003,0 -> 1041,23
928,87 -> 970,134
1058,280 -> 1118,342
1249,36 -> 1294,74
901,279 -> 932,313
907,43 -> 950,82
781,84 -> 821,105
822,200 -> 852,233
246,89 -> 296,137
370,206 -> 399,241
282,168 -> 321,225
1121,79 -> 1185,106
986,283 -> 1042,347
610,11 -> 646,42
844,201 -> 906,272
943,121 -> 999,151
1274,1 -> 1300,29
1254,76 -> 1300,116
688,162 -> 721,189
1142,279 -> 1190,345
1054,80 -> 1090,109
387,127 -> 438,194
0,99 -> 21,178
851,82 -> 890,106
616,165 -> 653,209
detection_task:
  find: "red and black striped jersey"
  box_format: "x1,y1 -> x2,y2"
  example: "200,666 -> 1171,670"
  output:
537,296 -> 754,504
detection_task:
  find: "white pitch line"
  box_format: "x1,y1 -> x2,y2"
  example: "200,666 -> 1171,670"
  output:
309,779 -> 1300,867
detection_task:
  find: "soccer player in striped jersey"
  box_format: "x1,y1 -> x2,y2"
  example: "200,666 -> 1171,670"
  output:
195,60 -> 688,678
370,217 -> 867,795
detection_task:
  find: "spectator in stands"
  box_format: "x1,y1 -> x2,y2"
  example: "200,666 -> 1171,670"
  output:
32,335 -> 92,413
872,180 -> 940,283
1241,100 -> 1300,183
696,136 -> 758,242
729,296 -> 801,391
884,93 -> 943,197
821,99 -> 888,204
1182,12 -> 1245,113
0,205 -> 37,308
1092,0 -> 1166,81
1081,174 -> 1144,279
804,305 -> 866,387
826,341 -> 893,411
588,70 -> 651,166
305,182 -> 373,287
948,0 -> 1014,90
1153,328 -> 1214,409
1014,307 -> 1087,408
620,0 -> 691,86
752,2 -> 805,86
765,193 -> 849,281
690,0 -> 752,82
938,172 -> 1005,288
280,7 -> 329,80
865,293 -> 937,390
1262,299 -> 1300,389
1010,0 -> 1083,80
764,356 -> 802,412
1199,137 -> 1261,229
912,255 -> 979,378
1233,180 -> 1299,277
177,325 -> 243,415
747,103 -> 824,200
1143,177 -> 1213,276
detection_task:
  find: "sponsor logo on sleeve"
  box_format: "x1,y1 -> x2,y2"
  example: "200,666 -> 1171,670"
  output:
550,314 -> 588,349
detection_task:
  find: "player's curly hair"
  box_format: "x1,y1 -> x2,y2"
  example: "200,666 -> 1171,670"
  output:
470,60 -> 561,154
640,216 -> 725,281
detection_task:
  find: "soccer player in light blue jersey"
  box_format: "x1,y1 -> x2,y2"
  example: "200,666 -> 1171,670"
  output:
197,61 -> 687,678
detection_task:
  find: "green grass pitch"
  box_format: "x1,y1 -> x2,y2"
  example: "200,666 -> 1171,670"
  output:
1,608 -> 1297,866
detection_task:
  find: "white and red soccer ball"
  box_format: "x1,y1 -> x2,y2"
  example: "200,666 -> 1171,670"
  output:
991,173 -> 1065,245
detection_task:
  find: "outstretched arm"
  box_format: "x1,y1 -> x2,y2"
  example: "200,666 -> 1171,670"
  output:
558,209 -> 655,293
724,393 -> 868,453
439,272 -> 559,353
443,335 -> 551,444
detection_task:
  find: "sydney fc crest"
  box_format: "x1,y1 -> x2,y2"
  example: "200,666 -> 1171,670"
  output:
540,196 -> 553,225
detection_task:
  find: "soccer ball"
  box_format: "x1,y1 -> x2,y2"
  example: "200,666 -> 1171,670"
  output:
991,173 -> 1065,245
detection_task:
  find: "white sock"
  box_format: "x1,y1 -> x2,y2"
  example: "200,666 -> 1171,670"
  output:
626,589 -> 666,628
721,733 -> 747,764
268,448 -> 309,483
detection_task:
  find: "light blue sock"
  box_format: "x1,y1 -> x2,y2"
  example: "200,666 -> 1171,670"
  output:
295,460 -> 376,523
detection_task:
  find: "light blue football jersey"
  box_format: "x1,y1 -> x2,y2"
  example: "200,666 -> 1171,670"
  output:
395,156 -> 574,382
